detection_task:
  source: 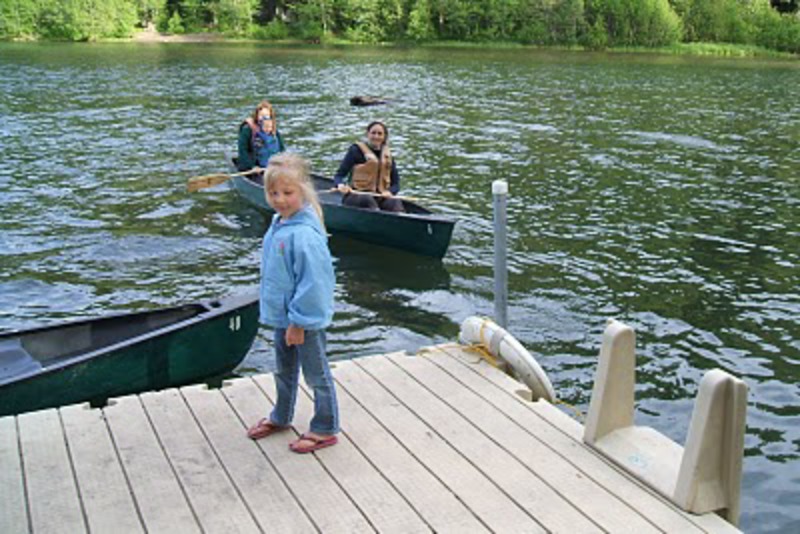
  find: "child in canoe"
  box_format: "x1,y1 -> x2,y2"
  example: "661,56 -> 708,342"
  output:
237,100 -> 285,175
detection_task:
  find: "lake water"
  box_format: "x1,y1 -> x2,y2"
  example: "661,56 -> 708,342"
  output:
0,42 -> 798,533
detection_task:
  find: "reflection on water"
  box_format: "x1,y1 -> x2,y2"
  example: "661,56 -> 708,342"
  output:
1,42 -> 798,533
329,236 -> 455,355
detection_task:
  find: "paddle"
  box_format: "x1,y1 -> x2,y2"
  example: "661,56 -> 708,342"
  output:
187,167 -> 262,193
330,188 -> 468,209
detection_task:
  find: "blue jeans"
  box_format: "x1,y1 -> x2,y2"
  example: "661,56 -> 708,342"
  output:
269,328 -> 339,435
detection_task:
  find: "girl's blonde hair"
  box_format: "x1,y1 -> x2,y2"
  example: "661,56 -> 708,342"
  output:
264,153 -> 325,227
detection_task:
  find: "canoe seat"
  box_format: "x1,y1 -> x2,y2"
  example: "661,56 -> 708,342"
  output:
0,338 -> 42,381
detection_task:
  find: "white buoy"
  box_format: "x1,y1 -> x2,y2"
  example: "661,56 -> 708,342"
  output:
459,316 -> 555,403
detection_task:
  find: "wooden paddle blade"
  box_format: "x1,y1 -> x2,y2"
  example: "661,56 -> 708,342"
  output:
186,173 -> 231,193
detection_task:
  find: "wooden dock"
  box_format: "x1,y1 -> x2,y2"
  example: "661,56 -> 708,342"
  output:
1,343 -> 740,533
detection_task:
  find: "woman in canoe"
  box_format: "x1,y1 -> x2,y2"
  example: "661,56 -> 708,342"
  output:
333,121 -> 404,212
237,100 -> 286,174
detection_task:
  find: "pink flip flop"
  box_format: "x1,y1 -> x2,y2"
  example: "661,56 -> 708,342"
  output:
289,433 -> 338,453
247,418 -> 290,440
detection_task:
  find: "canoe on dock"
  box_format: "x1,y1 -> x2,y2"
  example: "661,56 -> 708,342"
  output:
230,170 -> 456,259
0,293 -> 259,417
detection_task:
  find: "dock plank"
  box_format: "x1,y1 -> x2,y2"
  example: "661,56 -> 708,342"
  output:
319,372 -> 490,533
2,346 -> 743,534
358,354 -> 603,533
0,416 -> 28,534
180,383 -> 316,534
222,376 -> 373,533
525,402 -> 739,534
104,395 -> 200,533
391,350 -> 660,533
60,403 -> 143,533
434,344 -> 739,533
140,387 -> 261,533
17,409 -> 85,533
270,375 -> 431,534
337,356 -> 546,533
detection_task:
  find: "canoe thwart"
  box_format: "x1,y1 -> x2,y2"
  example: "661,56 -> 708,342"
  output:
0,339 -> 42,381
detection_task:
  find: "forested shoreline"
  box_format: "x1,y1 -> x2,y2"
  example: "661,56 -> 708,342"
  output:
1,0 -> 799,54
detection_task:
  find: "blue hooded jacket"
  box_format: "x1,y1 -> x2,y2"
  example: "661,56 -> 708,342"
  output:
259,205 -> 334,330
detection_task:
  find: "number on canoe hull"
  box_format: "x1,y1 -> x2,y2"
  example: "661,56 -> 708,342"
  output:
229,315 -> 241,331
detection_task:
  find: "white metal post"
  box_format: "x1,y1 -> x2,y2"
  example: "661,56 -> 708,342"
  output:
493,179 -> 508,328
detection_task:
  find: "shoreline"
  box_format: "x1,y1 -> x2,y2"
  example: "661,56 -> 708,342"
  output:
129,31 -> 800,59
7,29 -> 796,60
132,28 -> 223,43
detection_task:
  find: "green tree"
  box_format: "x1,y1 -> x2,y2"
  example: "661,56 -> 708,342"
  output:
583,14 -> 608,48
631,0 -> 683,46
549,0 -> 585,45
254,0 -> 278,23
340,0 -> 382,42
672,0 -> 750,43
432,0 -> 471,40
480,0 -> 521,40
179,0 -> 206,31
135,0 -> 166,26
0,0 -> 39,38
215,0 -> 258,34
292,0 -> 334,39
747,0 -> 800,52
37,0 -> 137,40
584,0 -> 681,47
375,0 -> 405,40
407,0 -> 435,40
515,0 -> 586,45
166,9 -> 185,32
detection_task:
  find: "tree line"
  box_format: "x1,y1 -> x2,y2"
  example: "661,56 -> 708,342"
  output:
1,0 -> 798,53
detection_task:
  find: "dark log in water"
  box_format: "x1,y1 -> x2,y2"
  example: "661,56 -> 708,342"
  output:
350,95 -> 389,106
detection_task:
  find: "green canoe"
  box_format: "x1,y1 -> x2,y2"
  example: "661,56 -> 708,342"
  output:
0,293 -> 259,417
230,172 -> 456,259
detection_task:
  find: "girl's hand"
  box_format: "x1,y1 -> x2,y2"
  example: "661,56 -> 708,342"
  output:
337,183 -> 351,194
286,325 -> 305,346
380,190 -> 392,198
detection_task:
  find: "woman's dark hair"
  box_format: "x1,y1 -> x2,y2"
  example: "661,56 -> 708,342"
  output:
366,121 -> 388,140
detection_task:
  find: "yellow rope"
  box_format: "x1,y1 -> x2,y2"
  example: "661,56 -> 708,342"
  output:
554,399 -> 584,422
474,316 -> 502,367
418,317 -> 503,367
418,319 -> 587,423
461,342 -> 502,368
471,317 -> 585,422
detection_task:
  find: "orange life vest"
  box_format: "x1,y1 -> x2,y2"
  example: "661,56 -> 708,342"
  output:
351,142 -> 392,193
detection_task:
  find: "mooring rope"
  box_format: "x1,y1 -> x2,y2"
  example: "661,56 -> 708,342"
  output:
461,317 -> 585,422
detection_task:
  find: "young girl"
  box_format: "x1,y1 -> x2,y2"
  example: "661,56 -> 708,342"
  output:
237,100 -> 285,172
246,153 -> 339,453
